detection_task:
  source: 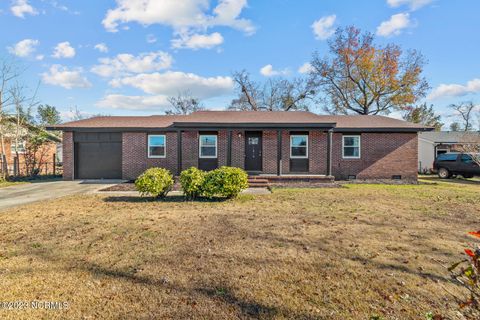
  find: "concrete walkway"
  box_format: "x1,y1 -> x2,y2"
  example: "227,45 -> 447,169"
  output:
0,180 -> 122,211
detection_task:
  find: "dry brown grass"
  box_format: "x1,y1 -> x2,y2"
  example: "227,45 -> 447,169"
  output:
0,181 -> 26,188
0,180 -> 479,319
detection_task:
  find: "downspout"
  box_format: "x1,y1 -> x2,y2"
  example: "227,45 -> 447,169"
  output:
227,130 -> 232,166
277,129 -> 282,176
177,129 -> 182,175
327,129 -> 333,177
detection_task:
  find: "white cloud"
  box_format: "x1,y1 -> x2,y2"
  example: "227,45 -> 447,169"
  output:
7,39 -> 39,57
259,64 -> 289,77
146,34 -> 157,43
387,0 -> 433,11
102,0 -> 255,36
427,79 -> 480,100
52,41 -> 76,58
110,71 -> 234,98
91,51 -> 173,77
41,65 -> 92,89
94,43 -> 109,53
10,0 -> 38,18
376,13 -> 411,37
35,54 -> 44,61
298,62 -> 313,74
96,94 -> 170,110
311,15 -> 336,40
171,32 -> 224,50
211,0 -> 255,35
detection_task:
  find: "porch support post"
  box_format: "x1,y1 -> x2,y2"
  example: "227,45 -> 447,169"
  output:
177,129 -> 182,175
227,130 -> 232,166
327,129 -> 333,176
277,129 -> 282,176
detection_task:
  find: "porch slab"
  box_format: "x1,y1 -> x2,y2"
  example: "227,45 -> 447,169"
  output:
250,174 -> 335,184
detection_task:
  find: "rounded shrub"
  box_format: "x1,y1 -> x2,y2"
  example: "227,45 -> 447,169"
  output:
202,166 -> 248,199
180,167 -> 206,200
134,167 -> 174,199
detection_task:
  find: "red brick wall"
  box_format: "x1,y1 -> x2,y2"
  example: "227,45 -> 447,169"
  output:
263,130 -> 278,174
231,130 -> 245,169
1,138 -> 57,175
122,132 -> 178,180
181,131 -> 198,171
218,130 -> 228,167
310,130 -> 328,174
281,130 -> 290,174
331,132 -> 418,180
62,129 -> 419,181
63,131 -> 74,180
280,130 -> 328,174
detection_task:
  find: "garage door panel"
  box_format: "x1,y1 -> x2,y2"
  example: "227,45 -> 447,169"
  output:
75,140 -> 122,179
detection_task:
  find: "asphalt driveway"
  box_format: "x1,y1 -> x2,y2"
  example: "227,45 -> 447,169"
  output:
0,180 -> 121,211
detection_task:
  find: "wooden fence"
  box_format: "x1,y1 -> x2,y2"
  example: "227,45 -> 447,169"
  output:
0,154 -> 62,177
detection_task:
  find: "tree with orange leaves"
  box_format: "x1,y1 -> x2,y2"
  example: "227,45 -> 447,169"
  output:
447,230 -> 480,315
309,26 -> 430,115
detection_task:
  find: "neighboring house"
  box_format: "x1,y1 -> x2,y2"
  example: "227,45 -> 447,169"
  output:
0,120 -> 61,176
47,111 -> 431,181
418,131 -> 480,172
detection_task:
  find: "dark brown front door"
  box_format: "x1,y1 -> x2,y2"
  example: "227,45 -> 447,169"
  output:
245,131 -> 262,172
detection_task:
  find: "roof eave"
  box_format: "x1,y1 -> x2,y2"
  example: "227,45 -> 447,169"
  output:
333,127 -> 433,133
172,122 -> 337,129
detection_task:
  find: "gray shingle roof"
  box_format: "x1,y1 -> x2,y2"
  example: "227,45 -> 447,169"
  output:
48,110 -> 430,131
419,131 -> 480,143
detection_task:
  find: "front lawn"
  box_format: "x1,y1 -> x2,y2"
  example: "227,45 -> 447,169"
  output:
0,181 -> 479,319
0,180 -> 26,189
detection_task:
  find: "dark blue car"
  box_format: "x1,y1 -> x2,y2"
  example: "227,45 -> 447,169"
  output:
433,152 -> 480,179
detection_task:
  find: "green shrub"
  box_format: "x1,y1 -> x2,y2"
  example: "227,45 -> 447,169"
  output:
202,166 -> 248,199
180,167 -> 206,200
135,167 -> 174,199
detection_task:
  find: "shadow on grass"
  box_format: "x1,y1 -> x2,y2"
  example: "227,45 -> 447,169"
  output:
102,195 -> 230,203
83,261 -> 319,319
195,286 -> 279,318
25,247 -> 316,319
10,175 -> 63,183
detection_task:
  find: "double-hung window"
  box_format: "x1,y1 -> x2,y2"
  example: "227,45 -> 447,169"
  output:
199,135 -> 217,158
148,135 -> 166,158
11,141 -> 26,154
290,135 -> 308,158
342,135 -> 360,159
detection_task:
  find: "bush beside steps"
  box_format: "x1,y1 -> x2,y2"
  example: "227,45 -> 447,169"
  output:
135,166 -> 249,200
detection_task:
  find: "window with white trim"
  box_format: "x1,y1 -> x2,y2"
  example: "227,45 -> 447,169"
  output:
342,135 -> 360,159
148,135 -> 166,158
290,135 -> 308,158
11,141 -> 26,154
199,135 -> 217,158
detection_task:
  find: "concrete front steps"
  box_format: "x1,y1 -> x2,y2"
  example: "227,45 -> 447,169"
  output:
247,177 -> 270,188
248,175 -> 335,188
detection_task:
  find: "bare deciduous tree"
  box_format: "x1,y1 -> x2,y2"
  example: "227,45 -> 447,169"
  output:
9,81 -> 40,169
309,26 -> 429,115
0,58 -> 21,178
229,70 -> 316,111
450,102 -> 478,131
166,92 -> 203,115
457,132 -> 480,167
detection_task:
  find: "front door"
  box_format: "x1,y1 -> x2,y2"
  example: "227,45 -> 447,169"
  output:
245,131 -> 262,172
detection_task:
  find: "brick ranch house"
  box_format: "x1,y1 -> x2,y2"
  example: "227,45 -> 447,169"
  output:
47,111 -> 432,181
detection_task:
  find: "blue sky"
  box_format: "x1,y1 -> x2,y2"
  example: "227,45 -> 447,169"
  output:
1,0 -> 479,125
